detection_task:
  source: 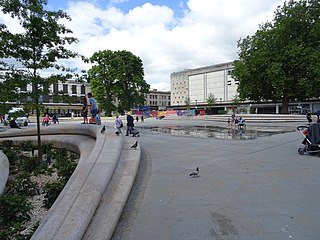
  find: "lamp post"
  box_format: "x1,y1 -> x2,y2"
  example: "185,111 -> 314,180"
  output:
195,99 -> 198,116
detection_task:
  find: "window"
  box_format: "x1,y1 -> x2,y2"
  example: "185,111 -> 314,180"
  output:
71,85 -> 77,94
20,84 -> 27,91
81,85 -> 86,94
63,84 -> 68,93
53,84 -> 59,93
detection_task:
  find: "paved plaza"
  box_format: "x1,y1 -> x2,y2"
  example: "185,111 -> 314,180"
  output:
111,118 -> 320,240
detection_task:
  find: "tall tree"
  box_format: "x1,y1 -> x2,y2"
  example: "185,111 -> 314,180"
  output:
206,92 -> 216,115
88,50 -> 149,116
184,96 -> 191,110
0,0 -> 78,158
233,0 -> 320,114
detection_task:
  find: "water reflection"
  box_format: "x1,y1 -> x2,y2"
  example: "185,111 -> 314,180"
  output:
143,126 -> 284,140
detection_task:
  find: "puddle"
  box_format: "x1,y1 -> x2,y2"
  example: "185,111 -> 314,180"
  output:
141,125 -> 288,140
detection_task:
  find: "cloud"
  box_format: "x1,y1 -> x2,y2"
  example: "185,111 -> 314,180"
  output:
1,0 -> 287,91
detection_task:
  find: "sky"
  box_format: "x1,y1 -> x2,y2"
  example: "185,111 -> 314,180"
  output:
1,0 -> 287,91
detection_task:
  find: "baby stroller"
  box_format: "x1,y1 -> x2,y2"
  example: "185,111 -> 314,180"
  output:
130,127 -> 140,137
297,123 -> 320,155
237,117 -> 246,129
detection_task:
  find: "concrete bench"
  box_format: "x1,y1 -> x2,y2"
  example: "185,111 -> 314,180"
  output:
0,124 -> 141,240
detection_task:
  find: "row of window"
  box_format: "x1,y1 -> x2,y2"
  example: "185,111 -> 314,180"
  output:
148,95 -> 171,100
172,81 -> 186,86
21,83 -> 87,95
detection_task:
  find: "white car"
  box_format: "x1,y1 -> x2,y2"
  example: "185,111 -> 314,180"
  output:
15,116 -> 28,126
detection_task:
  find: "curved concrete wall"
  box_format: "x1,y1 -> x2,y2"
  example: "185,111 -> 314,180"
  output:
0,124 -> 140,240
0,151 -> 9,194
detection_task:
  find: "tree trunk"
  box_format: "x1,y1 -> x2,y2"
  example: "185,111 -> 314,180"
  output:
36,101 -> 42,161
281,96 -> 289,114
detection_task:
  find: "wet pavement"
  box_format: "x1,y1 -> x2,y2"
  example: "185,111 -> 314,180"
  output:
112,118 -> 320,240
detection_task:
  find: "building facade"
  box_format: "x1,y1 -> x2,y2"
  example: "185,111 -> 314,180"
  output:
20,79 -> 91,116
144,89 -> 171,110
170,61 -> 320,114
171,62 -> 236,107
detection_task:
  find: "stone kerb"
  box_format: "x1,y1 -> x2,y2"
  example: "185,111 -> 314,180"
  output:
0,151 -> 9,194
0,125 -> 124,240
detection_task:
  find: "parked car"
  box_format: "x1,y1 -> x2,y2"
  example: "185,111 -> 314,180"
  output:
15,116 -> 28,126
8,107 -> 29,126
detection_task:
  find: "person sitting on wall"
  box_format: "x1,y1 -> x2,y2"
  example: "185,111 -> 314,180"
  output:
9,119 -> 21,129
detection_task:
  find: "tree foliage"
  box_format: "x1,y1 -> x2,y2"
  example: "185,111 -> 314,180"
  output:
88,50 -> 149,116
206,92 -> 216,115
233,0 -> 320,113
184,96 -> 191,109
0,0 -> 79,157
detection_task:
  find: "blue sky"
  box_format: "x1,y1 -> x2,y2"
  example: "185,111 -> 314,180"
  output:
47,0 -> 187,17
2,0 -> 287,91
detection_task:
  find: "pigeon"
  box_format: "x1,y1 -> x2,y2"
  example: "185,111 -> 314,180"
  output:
100,125 -> 106,134
130,141 -> 138,149
189,167 -> 199,177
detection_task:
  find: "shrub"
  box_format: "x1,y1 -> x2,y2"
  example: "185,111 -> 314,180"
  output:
53,149 -> 77,183
42,182 -> 65,209
5,172 -> 39,196
0,194 -> 31,238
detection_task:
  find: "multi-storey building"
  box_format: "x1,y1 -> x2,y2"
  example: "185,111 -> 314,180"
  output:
170,62 -> 236,107
144,89 -> 171,110
171,61 -> 320,114
21,79 -> 91,116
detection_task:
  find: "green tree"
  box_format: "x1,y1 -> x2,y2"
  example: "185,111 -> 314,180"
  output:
184,96 -> 191,110
206,92 -> 216,115
88,50 -> 149,116
233,0 -> 320,114
0,0 -> 79,158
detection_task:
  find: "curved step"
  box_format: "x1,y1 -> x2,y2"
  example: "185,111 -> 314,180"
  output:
83,138 -> 141,239
0,125 -> 141,240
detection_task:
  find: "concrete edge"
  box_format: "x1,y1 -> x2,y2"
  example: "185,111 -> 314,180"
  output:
0,125 -> 125,240
0,151 -> 9,194
83,137 -> 141,239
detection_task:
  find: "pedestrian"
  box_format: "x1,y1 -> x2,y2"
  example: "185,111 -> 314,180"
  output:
9,118 -> 21,129
52,113 -> 59,124
141,115 -> 144,122
81,96 -> 88,124
115,116 -> 123,135
306,110 -> 312,124
126,114 -> 134,136
87,92 -> 98,124
42,114 -> 50,126
136,116 -> 139,122
96,110 -> 101,125
231,113 -> 235,126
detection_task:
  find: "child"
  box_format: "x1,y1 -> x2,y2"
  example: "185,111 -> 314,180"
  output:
96,111 -> 101,125
115,116 -> 123,135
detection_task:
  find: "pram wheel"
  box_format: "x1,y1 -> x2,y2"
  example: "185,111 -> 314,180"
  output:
298,147 -> 305,155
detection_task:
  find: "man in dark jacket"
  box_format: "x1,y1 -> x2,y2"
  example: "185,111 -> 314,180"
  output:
126,114 -> 134,136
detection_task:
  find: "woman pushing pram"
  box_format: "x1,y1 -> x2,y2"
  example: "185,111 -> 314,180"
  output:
235,117 -> 246,129
297,122 -> 320,156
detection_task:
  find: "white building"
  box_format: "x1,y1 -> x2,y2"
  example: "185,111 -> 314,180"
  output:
144,89 -> 171,110
171,62 -> 237,107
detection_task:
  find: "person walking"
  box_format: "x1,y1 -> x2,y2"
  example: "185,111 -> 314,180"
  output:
115,116 -> 123,135
81,96 -> 88,124
306,110 -> 312,124
87,92 -> 98,124
126,114 -> 134,136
